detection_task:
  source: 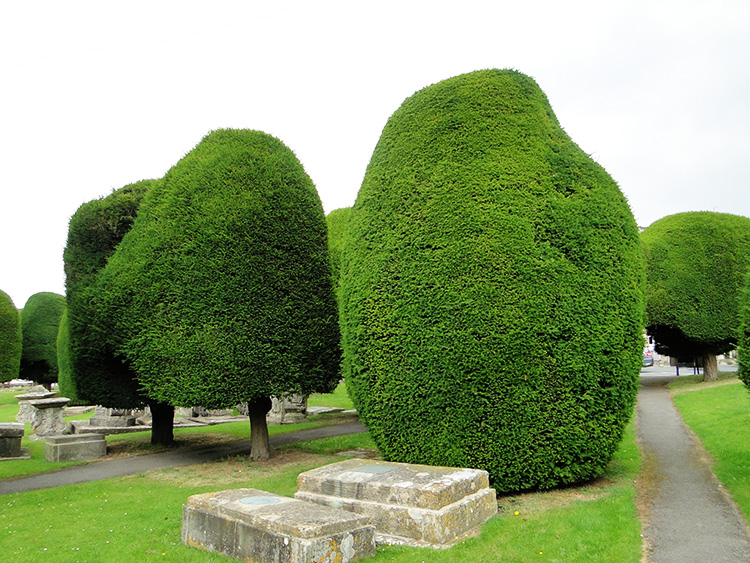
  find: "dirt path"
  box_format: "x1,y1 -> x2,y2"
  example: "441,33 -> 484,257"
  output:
637,373 -> 750,562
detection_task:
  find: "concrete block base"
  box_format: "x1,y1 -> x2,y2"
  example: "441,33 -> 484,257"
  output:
182,488 -> 375,563
44,433 -> 107,462
295,459 -> 497,548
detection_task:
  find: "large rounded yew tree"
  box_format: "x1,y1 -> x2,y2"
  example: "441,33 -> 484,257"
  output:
339,69 -> 645,492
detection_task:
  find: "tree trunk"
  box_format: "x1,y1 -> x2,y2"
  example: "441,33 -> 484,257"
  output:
149,400 -> 175,446
248,396 -> 272,461
702,352 -> 718,382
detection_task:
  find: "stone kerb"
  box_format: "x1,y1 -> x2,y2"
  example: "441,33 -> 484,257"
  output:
294,459 -> 498,548
182,488 -> 375,563
44,433 -> 106,462
0,423 -> 29,460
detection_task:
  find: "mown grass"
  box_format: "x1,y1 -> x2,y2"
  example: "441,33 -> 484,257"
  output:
1,423 -> 643,562
1,383 -> 645,561
670,373 -> 750,524
0,385 -> 355,480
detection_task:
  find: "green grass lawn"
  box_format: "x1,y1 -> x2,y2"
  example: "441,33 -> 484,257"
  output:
670,373 -> 750,524
0,383 -> 646,562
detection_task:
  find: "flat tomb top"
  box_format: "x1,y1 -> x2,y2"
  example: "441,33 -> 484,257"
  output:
185,488 -> 371,539
296,459 -> 490,510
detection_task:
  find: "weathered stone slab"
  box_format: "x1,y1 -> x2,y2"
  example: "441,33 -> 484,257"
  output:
44,433 -> 107,462
0,423 -> 25,458
182,488 -> 375,562
295,459 -> 497,548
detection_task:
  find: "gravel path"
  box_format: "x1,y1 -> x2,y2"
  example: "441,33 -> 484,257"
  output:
637,372 -> 750,562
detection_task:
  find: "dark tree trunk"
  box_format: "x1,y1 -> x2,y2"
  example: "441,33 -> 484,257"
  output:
248,396 -> 272,461
702,352 -> 718,382
149,400 -> 175,446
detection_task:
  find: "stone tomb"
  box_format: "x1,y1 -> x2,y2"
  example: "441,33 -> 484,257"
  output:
0,423 -> 29,460
294,459 -> 497,548
45,433 -> 107,462
182,488 -> 375,563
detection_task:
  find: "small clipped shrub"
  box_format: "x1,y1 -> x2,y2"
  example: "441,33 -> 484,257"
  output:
19,292 -> 66,386
340,69 -> 645,492
326,207 -> 352,284
0,290 -> 21,383
642,212 -> 750,379
62,180 -> 154,407
93,129 -> 341,411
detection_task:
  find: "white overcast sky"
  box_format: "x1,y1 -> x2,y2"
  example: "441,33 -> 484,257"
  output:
1,0 -> 748,308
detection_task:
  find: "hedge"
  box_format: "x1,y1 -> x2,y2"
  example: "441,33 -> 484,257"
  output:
339,69 -> 645,492
0,290 -> 21,383
19,292 -> 66,385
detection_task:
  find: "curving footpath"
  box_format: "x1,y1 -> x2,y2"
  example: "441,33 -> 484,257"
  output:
0,420 -> 367,495
637,371 -> 750,562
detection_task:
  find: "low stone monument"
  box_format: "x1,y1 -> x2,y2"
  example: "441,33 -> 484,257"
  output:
0,423 -> 29,460
45,433 -> 107,462
27,396 -> 70,438
182,488 -> 375,563
267,394 -> 308,425
15,385 -> 58,423
295,459 -> 497,548
89,406 -> 137,427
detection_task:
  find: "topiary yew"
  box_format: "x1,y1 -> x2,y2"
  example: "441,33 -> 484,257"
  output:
60,180 -> 154,409
642,211 -> 750,381
339,69 -> 645,492
19,292 -> 66,387
0,290 -> 21,383
325,207 -> 352,284
93,129 -> 341,458
739,268 -> 750,389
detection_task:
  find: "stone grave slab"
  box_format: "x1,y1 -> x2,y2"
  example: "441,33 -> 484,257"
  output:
44,433 -> 107,462
0,423 -> 30,460
294,459 -> 497,548
182,488 -> 375,563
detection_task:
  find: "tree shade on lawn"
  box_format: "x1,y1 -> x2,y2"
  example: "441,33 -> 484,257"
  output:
340,69 -> 645,492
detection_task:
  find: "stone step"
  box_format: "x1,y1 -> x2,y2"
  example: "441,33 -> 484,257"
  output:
182,488 -> 375,563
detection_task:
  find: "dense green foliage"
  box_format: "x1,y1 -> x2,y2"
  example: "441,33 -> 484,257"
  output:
0,290 -> 21,382
325,207 -> 352,283
92,129 -> 341,409
738,268 -> 750,388
19,292 -> 66,385
340,69 -> 645,492
55,310 -> 78,401
61,180 -> 154,407
642,212 -> 750,364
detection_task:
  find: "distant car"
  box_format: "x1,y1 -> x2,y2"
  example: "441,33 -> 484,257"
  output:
642,350 -> 654,367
